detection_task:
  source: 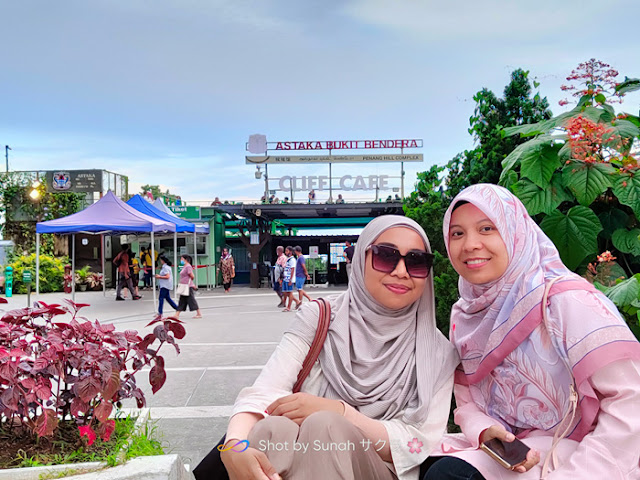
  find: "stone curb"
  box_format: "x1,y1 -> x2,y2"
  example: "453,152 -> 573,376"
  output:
0,454 -> 193,480
0,409 -> 196,480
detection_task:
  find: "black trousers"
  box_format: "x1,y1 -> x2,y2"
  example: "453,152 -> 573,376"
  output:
177,288 -> 199,311
421,457 -> 486,480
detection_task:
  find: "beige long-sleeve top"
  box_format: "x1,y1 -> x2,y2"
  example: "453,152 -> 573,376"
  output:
231,332 -> 454,480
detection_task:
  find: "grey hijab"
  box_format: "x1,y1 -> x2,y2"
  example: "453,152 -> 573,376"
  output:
287,215 -> 458,425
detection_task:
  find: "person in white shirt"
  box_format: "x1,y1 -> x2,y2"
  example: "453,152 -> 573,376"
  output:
155,255 -> 178,315
197,216 -> 458,480
282,246 -> 300,312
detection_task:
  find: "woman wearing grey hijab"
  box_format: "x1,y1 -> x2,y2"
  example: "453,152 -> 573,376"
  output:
215,216 -> 458,480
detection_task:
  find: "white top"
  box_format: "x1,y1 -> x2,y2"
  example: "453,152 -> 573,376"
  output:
283,256 -> 296,282
157,264 -> 173,290
232,332 -> 454,480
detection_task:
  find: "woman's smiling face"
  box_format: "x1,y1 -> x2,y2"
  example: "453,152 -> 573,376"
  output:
448,203 -> 509,285
364,227 -> 428,310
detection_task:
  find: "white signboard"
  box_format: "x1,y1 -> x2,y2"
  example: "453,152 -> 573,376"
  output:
248,134 -> 267,154
250,231 -> 260,245
309,246 -> 319,258
276,175 -> 390,192
246,153 -> 423,164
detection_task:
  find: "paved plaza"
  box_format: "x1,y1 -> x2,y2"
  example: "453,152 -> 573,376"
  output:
7,284 -> 347,472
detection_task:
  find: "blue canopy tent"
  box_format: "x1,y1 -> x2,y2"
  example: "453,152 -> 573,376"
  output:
36,191 -> 176,307
127,195 -> 209,289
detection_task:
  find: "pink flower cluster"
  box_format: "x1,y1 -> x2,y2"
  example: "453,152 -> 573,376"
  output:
566,116 -> 614,163
597,251 -> 617,263
558,58 -> 623,106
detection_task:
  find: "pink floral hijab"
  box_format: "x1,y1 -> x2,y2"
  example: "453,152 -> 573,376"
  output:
442,184 -> 575,382
443,184 -> 640,440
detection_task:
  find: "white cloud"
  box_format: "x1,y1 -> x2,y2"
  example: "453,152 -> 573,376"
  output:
340,0 -> 625,42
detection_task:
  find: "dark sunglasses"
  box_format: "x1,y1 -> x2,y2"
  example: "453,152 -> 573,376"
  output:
365,244 -> 434,278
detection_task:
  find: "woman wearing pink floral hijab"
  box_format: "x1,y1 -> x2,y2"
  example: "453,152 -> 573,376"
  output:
425,184 -> 640,480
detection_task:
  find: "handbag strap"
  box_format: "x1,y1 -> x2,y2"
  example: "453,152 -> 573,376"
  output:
540,277 -> 578,479
293,298 -> 331,393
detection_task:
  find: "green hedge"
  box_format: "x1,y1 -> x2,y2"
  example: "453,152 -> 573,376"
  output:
8,254 -> 68,294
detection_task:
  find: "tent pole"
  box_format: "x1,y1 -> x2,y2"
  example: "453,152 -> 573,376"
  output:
101,234 -> 106,297
71,234 -> 76,302
36,233 -> 40,296
193,231 -> 198,288
173,231 -> 178,290
151,232 -> 157,312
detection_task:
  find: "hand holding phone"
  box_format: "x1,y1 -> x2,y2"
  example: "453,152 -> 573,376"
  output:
480,437 -> 530,470
479,425 -> 539,472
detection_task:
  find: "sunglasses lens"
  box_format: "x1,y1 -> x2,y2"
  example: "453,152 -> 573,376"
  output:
404,252 -> 433,278
371,245 -> 400,273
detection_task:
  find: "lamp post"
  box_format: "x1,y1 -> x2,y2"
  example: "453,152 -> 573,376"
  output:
5,145 -> 10,172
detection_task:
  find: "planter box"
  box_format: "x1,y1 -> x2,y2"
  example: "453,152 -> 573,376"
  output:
0,409 -> 193,480
3,455 -> 193,480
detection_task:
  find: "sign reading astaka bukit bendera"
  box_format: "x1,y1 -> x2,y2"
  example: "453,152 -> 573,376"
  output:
245,135 -> 423,164
271,139 -> 422,150
45,170 -> 103,193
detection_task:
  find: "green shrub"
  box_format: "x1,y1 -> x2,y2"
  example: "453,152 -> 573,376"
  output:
9,253 -> 68,294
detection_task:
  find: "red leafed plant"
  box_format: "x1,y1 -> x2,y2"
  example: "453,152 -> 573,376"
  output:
0,299 -> 185,445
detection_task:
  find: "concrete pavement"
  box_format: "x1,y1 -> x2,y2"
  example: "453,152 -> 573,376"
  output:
6,283 -> 347,472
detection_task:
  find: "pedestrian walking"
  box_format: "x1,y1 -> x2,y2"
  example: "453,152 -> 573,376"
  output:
140,247 -> 152,289
130,251 -> 140,297
219,247 -> 235,293
155,255 -> 178,316
175,254 -> 202,319
308,189 -> 316,204
343,240 -> 355,280
273,246 -> 287,308
294,245 -> 311,308
282,246 -> 299,312
114,245 -> 140,301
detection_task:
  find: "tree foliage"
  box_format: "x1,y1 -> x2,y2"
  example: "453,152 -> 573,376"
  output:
139,184 -> 179,205
501,59 -> 640,334
0,172 -> 86,255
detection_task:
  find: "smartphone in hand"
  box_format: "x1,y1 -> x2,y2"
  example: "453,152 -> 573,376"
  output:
480,437 -> 530,470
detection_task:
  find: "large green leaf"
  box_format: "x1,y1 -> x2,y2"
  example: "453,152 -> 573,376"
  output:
615,78 -> 640,95
558,142 -> 571,162
520,144 -> 562,189
598,208 -> 629,240
503,107 -> 581,138
612,173 -> 640,216
603,275 -> 640,308
581,106 -> 608,123
604,120 -> 640,153
500,169 -> 519,189
612,228 -> 640,256
623,114 -> 640,129
561,161 -> 614,205
540,205 -> 602,270
503,123 -> 547,138
512,176 -> 573,216
500,135 -> 556,182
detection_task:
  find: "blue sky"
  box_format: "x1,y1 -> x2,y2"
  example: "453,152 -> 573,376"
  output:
2,0 -> 639,204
